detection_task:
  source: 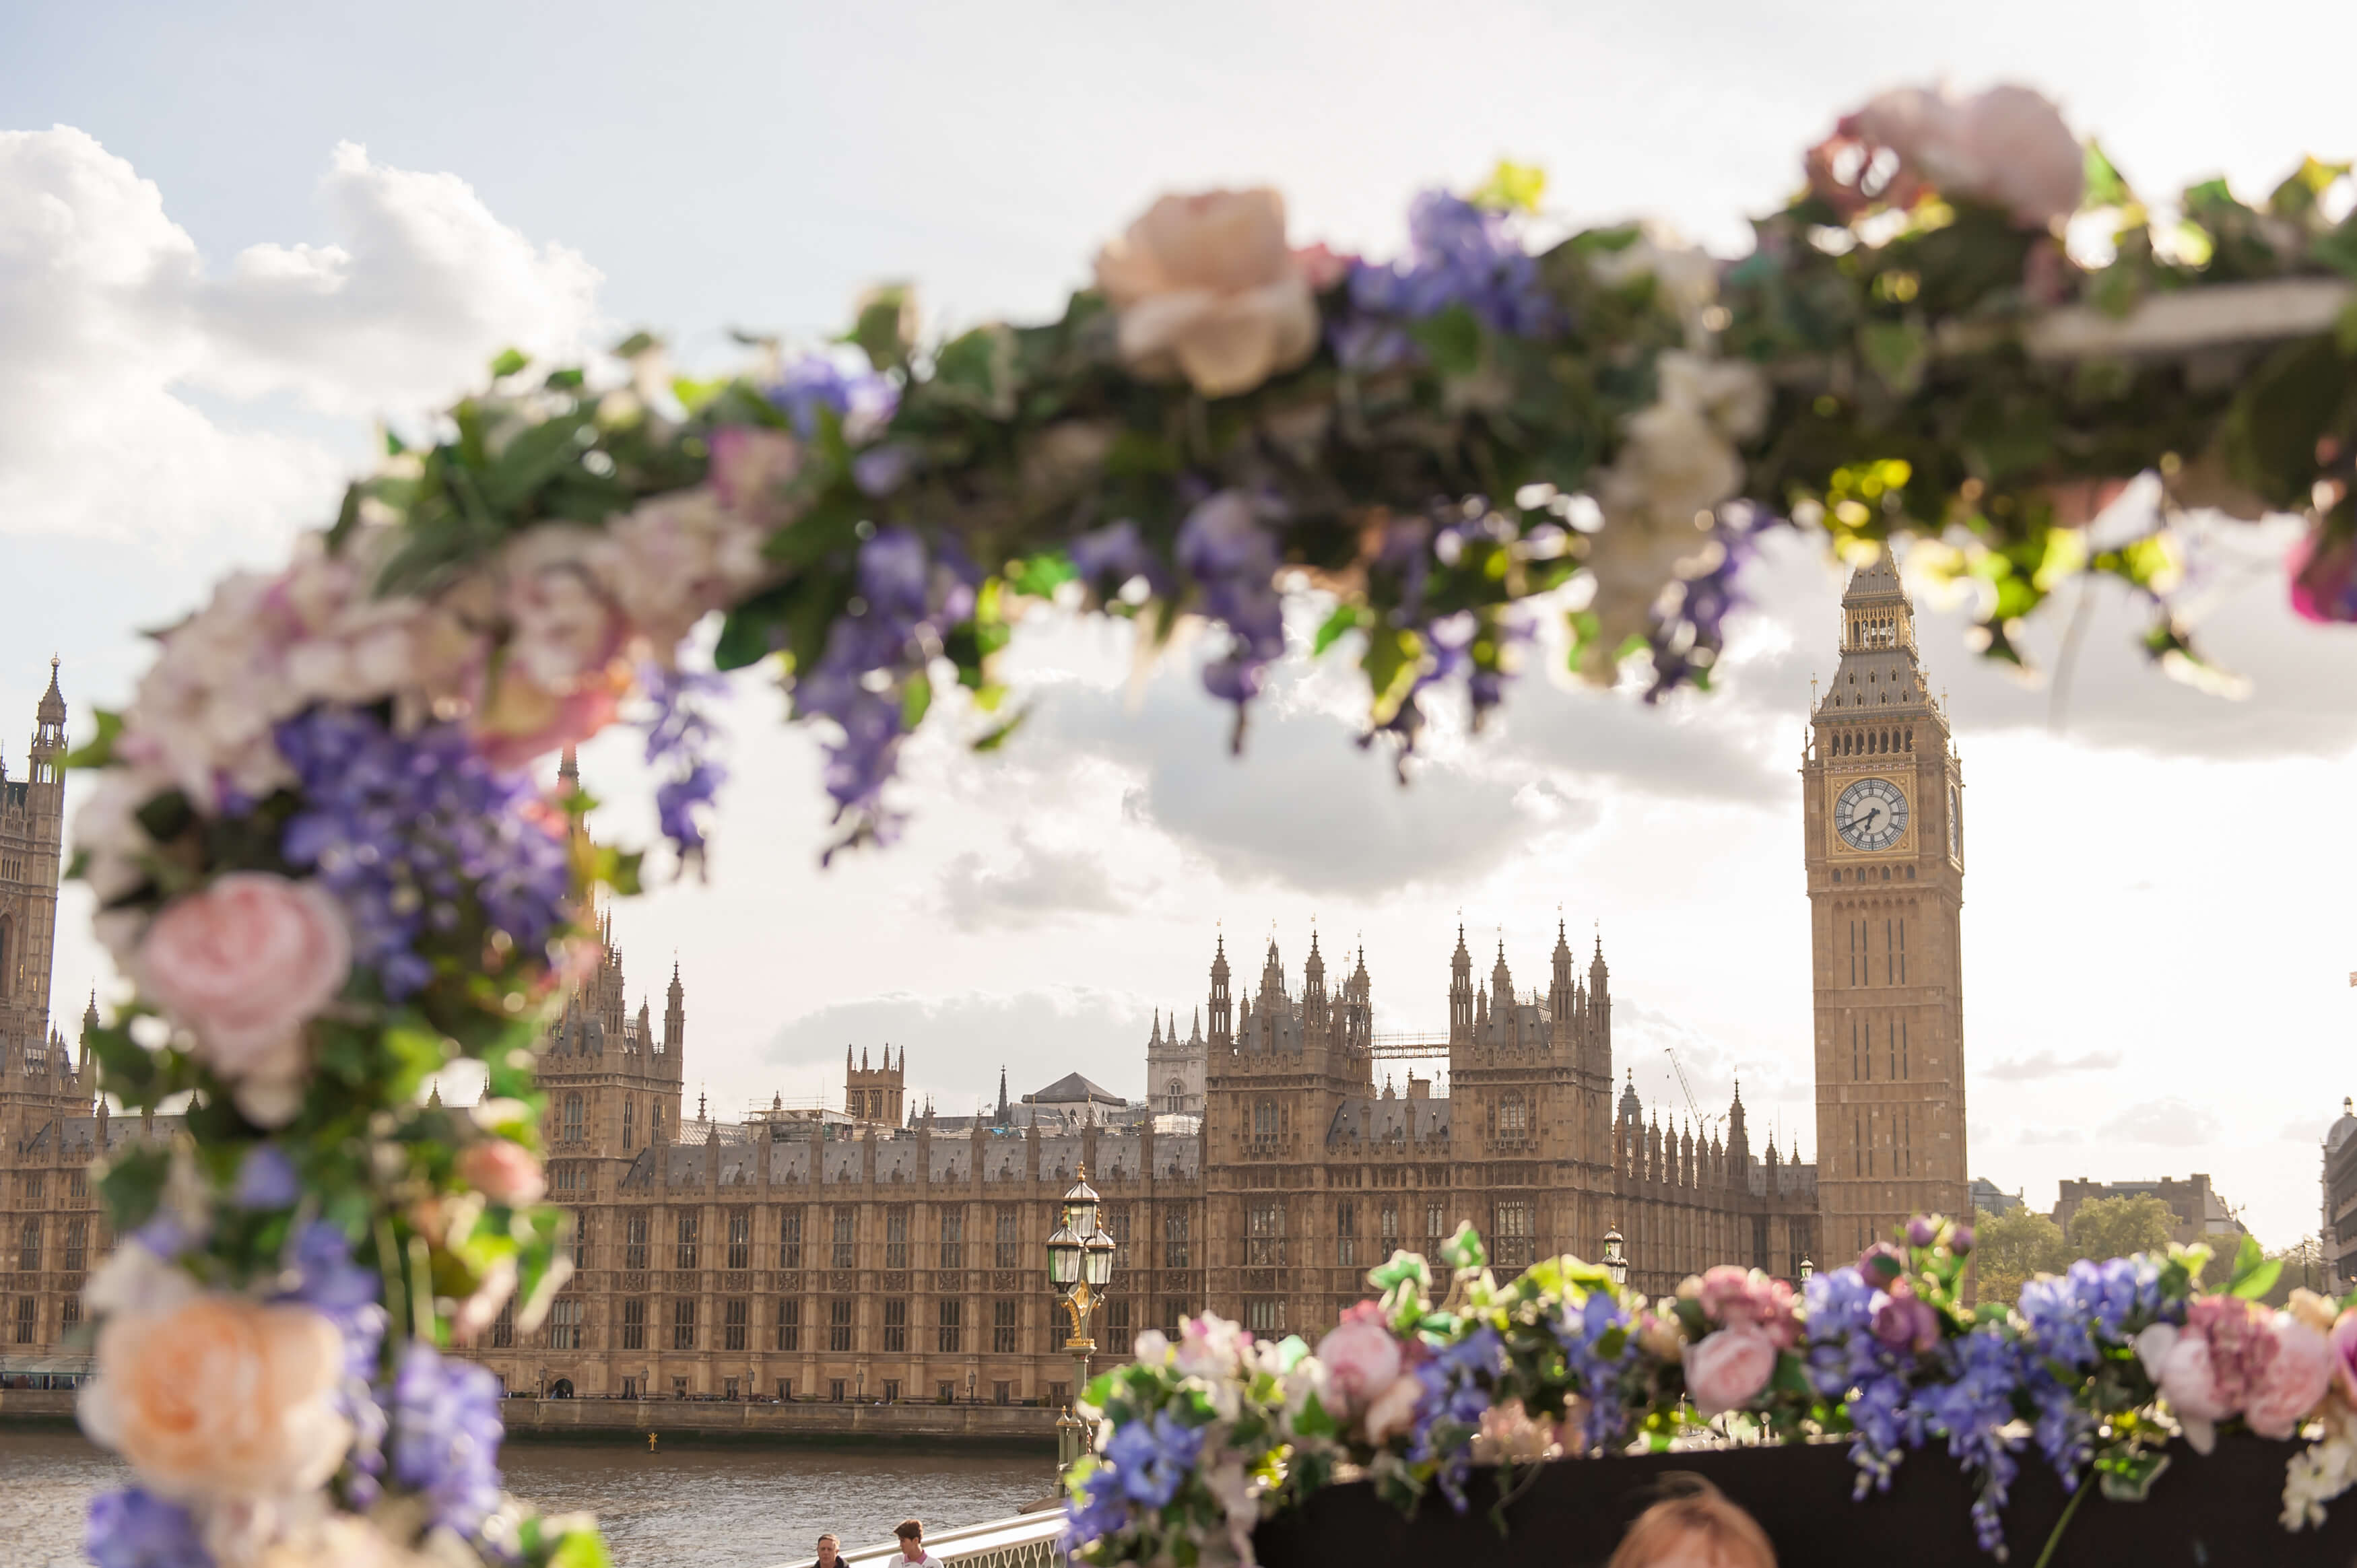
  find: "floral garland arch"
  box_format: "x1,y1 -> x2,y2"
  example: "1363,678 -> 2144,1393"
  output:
63,79 -> 2357,1567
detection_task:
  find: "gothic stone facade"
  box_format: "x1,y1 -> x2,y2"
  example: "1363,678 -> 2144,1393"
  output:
5,564 -> 1973,1394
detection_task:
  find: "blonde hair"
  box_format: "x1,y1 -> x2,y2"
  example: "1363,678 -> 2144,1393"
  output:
1605,1476 -> 1776,1568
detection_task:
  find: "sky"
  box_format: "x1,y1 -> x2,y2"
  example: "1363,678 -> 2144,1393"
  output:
3,0 -> 2355,1246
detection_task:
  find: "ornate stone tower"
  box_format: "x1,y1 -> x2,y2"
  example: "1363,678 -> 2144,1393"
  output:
846,1044 -> 906,1125
1146,1005 -> 1206,1118
1804,554 -> 1969,1258
1,662 -> 76,1124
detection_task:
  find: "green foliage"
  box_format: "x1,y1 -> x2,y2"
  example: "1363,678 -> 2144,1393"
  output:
2066,1194 -> 2179,1262
1969,1205 -> 2071,1305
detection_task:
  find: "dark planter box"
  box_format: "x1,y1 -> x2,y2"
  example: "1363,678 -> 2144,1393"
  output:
1254,1435 -> 2352,1567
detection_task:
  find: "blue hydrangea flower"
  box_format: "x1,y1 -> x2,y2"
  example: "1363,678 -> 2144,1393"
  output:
1552,1289 -> 1638,1452
386,1340 -> 506,1538
1916,1326 -> 2026,1554
85,1489 -> 210,1568
1102,1409 -> 1205,1509
275,708 -> 572,1000
1409,1325 -> 1506,1511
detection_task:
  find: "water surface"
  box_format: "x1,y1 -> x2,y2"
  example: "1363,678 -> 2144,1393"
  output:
0,1427 -> 1055,1568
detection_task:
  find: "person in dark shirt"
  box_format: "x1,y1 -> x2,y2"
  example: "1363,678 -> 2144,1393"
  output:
812,1532 -> 844,1568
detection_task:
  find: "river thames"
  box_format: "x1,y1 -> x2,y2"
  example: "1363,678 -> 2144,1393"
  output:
0,1428 -> 1055,1568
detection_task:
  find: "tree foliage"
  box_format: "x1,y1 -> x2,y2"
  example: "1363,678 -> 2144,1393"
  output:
2067,1194 -> 2180,1262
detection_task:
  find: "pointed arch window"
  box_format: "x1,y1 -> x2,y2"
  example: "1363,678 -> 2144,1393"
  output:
622,1096 -> 635,1150
562,1092 -> 585,1144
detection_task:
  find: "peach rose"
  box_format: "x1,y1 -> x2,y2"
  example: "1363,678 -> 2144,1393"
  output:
459,1139 -> 547,1206
1094,189 -> 1319,399
473,667 -> 626,771
1362,1369 -> 1424,1444
1843,83 -> 2082,230
500,526 -> 631,691
79,1293 -> 350,1501
2249,1315 -> 2335,1440
1682,1322 -> 1778,1418
136,875 -> 350,1125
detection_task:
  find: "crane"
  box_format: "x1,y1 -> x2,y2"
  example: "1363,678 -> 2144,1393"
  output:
1662,1047 -> 1727,1136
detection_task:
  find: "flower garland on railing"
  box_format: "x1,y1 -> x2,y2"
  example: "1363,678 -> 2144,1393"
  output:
1065,1219 -> 2357,1568
57,79 -> 2357,1568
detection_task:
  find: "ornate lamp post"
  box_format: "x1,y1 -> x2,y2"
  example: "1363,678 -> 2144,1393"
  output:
1799,1256 -> 1815,1282
1048,1167 -> 1116,1482
1602,1225 -> 1629,1291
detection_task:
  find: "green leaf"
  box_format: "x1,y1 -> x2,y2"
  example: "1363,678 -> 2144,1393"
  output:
98,1145 -> 172,1231
1438,1221 -> 1487,1272
712,584 -> 794,671
489,347 -> 530,378
1857,318 -> 1928,395
1312,605 -> 1364,656
2231,1257 -> 2285,1299
610,331 -> 661,360
1406,306 -> 1482,378
900,675 -> 933,732
848,283 -> 917,372
971,708 -> 1028,753
932,324 -> 1021,419
1008,552 -> 1080,599
64,709 -> 123,770
2083,142 -> 2131,209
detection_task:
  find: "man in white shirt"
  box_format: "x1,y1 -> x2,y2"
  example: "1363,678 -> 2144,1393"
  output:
894,1520 -> 941,1568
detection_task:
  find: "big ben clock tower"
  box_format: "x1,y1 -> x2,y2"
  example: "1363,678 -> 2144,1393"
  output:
1805,554 -> 1968,1260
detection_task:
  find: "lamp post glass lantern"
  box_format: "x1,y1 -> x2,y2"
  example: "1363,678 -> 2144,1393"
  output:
1050,1167 -> 1115,1482
1603,1225 -> 1629,1290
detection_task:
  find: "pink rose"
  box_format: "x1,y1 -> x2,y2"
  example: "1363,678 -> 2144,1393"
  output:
1694,1266 -> 1801,1350
1094,189 -> 1320,399
1315,1315 -> 1405,1417
2331,1310 -> 2357,1404
2156,1331 -> 2232,1452
1682,1322 -> 1778,1418
137,874 -> 350,1125
2248,1315 -> 2333,1440
2290,524 -> 2357,625
79,1293 -> 350,1500
500,527 -> 630,691
458,1140 -> 547,1206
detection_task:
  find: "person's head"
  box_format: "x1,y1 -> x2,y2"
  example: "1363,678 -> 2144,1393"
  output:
896,1521 -> 923,1556
816,1535 -> 839,1563
1606,1477 -> 1774,1568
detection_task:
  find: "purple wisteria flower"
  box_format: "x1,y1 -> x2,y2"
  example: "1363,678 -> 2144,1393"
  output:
275,708 -> 572,1000
764,354 -> 900,442
1803,1266 -> 1929,1496
1645,504 -> 1782,702
387,1340 -> 506,1538
1176,491 -> 1285,720
791,526 -> 974,856
1410,1324 -> 1507,1510
1068,520 -> 1171,599
1917,1326 -> 2027,1555
638,666 -> 729,867
1338,191 -> 1556,368
1101,1409 -> 1206,1508
85,1488 -> 209,1568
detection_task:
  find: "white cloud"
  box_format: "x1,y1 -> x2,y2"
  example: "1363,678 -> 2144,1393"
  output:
2100,1098 -> 2223,1147
936,831 -> 1137,932
1983,1049 -> 2124,1083
0,128 -> 601,551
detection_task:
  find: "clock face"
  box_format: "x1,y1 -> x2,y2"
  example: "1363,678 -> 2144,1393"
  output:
1834,777 -> 1908,851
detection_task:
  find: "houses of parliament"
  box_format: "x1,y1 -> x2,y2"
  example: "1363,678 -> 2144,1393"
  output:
1,559 -> 1970,1400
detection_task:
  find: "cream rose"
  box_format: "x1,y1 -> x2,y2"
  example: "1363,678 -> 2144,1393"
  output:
136,874 -> 350,1125
1094,189 -> 1319,399
79,1293 -> 350,1501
